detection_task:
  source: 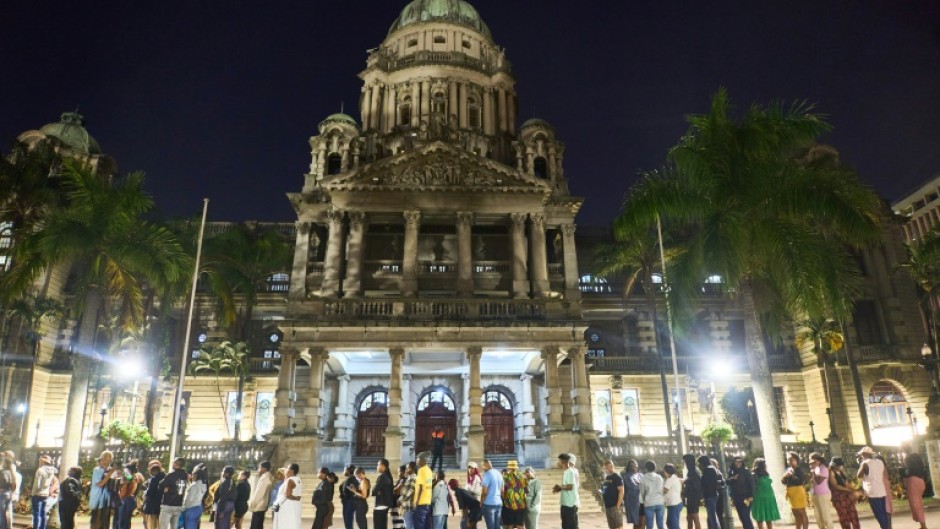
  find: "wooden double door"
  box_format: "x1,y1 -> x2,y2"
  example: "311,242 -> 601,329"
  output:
415,402 -> 457,455
482,399 -> 515,454
356,401 -> 388,456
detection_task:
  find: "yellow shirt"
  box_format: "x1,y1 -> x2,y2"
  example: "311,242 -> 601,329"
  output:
414,466 -> 433,506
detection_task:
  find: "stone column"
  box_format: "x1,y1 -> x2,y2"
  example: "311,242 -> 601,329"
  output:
461,373 -> 471,436
497,88 -> 508,132
520,374 -> 536,439
273,349 -> 299,433
420,79 -> 431,122
456,212 -> 474,297
507,90 -> 516,135
561,224 -> 581,301
386,86 -> 397,132
333,375 -> 351,442
320,209 -> 345,298
386,348 -> 406,470
289,221 -> 312,301
510,213 -> 530,299
370,85 -> 381,131
449,81 -> 458,126
411,81 -> 420,124
401,210 -> 421,297
568,346 -> 594,432
483,89 -> 493,135
541,346 -> 563,430
459,83 -> 469,128
305,348 -> 329,435
343,211 -> 367,297
402,374 -> 413,446
466,347 -> 485,461
529,213 -> 550,298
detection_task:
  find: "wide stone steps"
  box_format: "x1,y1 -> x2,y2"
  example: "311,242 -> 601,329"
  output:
295,468 -> 601,519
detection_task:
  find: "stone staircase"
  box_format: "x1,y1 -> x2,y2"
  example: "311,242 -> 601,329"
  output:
296,465 -> 601,519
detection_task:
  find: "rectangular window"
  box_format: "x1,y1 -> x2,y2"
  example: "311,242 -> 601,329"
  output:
586,348 -> 606,358
592,389 -> 613,436
620,388 -> 641,436
774,387 -> 789,431
853,300 -> 884,345
254,391 -> 275,440
226,392 -> 240,439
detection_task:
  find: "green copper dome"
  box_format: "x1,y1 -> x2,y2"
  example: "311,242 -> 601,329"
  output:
388,0 -> 491,38
318,113 -> 359,132
39,111 -> 100,154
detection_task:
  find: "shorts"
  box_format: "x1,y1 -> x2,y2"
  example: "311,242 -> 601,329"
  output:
501,508 -> 525,525
606,506 -> 625,529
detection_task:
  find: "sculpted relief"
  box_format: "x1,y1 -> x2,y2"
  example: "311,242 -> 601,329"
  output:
385,157 -> 507,187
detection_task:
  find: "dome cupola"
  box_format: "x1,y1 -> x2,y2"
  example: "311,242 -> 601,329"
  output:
38,111 -> 101,154
388,0 -> 491,38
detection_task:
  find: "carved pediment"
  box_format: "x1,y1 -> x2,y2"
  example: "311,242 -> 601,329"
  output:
322,142 -> 550,193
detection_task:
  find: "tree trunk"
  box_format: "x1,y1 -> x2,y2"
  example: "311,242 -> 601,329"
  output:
234,374 -> 244,441
645,285 -> 675,446
144,375 -> 159,431
840,328 -> 872,446
60,287 -> 101,479
740,286 -> 791,523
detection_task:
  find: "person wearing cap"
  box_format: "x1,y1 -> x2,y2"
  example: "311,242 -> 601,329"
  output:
467,462 -> 483,500
552,453 -> 580,529
248,462 -> 274,529
90,451 -> 115,529
31,455 -> 56,529
159,457 -> 189,529
142,461 -> 166,529
501,461 -> 527,529
856,447 -> 890,529
523,467 -> 541,529
480,459 -> 503,529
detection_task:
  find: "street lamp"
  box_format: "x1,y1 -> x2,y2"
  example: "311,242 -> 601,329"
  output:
15,403 -> 26,440
809,421 -> 817,443
116,356 -> 146,423
706,357 -> 736,529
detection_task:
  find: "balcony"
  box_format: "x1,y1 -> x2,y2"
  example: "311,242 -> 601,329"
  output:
589,353 -> 800,374
321,299 -> 547,322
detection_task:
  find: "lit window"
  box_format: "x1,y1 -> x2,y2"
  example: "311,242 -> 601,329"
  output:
651,274 -> 663,284
868,380 -> 908,428
266,273 -> 290,292
579,274 -> 612,293
481,390 -> 511,410
418,391 -> 455,411
359,391 -> 389,412
705,275 -> 722,284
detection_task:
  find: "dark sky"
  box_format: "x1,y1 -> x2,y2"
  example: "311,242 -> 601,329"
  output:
3,0 -> 939,226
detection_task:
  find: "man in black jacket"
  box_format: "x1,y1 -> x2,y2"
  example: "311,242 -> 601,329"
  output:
431,427 -> 446,474
727,457 -> 754,529
698,455 -> 724,529
311,467 -> 335,529
158,458 -> 188,529
339,465 -> 359,529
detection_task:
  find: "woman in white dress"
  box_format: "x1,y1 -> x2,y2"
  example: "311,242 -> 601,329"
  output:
273,464 -> 302,529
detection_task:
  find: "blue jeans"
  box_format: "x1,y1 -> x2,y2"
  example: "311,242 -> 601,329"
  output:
32,496 -> 48,529
666,504 -> 683,529
645,504 -> 665,529
481,504 -> 501,529
412,505 -> 431,529
119,497 -> 137,529
433,515 -> 447,529
869,497 -> 889,529
183,506 -> 203,529
343,502 -> 356,529
403,510 -> 414,529
704,497 -> 719,529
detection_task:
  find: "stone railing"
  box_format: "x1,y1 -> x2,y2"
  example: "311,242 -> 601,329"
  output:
547,263 -> 564,278
363,260 -> 403,275
308,262 -> 325,275
590,356 -> 661,372
473,261 -> 510,274
418,262 -> 457,275
321,299 -> 547,321
590,354 -> 801,373
370,50 -> 512,75
595,435 -> 751,463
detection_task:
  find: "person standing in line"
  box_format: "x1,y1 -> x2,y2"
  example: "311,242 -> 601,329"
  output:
431,471 -> 451,529
159,458 -> 189,529
681,455 -> 702,529
622,461 -> 642,529
398,463 -> 417,529
808,454 -> 832,529
31,454 -> 56,529
373,460 -> 395,529
272,464 -> 302,529
709,460 -> 726,529
523,468 -> 541,529
110,460 -> 125,529
750,459 -> 779,529
311,467 -> 335,529
234,471 -> 252,529
391,465 -> 408,529
248,462 -> 274,529
726,457 -> 754,529
698,456 -> 723,529
640,461 -> 665,529
431,428 -> 446,475
90,451 -> 115,529
118,460 -> 145,529
552,453 -> 580,529
902,454 -> 927,529
142,461 -> 166,529
827,458 -> 859,529
662,464 -> 683,529
0,454 -> 15,529
467,463 -> 483,501
341,465 -> 361,529
502,461 -> 527,529
350,468 -> 371,529
182,465 -> 209,529
480,459 -> 504,529
856,448 -> 888,529
413,454 -> 435,529
781,452 -> 808,529
214,466 -> 238,529
450,478 -> 481,529
597,460 -> 624,529
2,452 -> 19,529
58,466 -> 83,529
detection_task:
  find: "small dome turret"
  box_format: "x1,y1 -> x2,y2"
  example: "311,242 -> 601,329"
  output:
318,113 -> 360,133
38,111 -> 101,154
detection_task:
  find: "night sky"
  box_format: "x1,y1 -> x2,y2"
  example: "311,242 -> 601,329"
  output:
3,0 -> 939,226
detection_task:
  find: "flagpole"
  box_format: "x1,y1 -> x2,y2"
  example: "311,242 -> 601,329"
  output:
169,198 -> 209,463
657,213 -> 687,454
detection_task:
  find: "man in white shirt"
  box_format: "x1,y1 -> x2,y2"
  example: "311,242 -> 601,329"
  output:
640,460 -> 665,529
552,453 -> 580,529
662,464 -> 683,529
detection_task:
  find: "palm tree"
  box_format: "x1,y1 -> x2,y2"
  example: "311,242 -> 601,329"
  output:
795,316 -> 844,437
897,229 -> 940,359
615,89 -> 883,511
189,340 -> 250,439
0,160 -> 189,475
0,140 -> 63,245
594,228 -> 681,445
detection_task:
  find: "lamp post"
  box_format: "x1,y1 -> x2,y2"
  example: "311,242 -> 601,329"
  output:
116,356 -> 146,424
921,344 -> 940,401
809,421 -> 817,443
15,403 -> 26,440
706,358 -> 735,529
625,415 -> 631,437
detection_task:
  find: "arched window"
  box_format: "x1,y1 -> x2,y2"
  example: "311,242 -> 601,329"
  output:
468,97 -> 481,129
533,157 -> 548,178
417,390 -> 455,411
327,153 -> 342,175
481,390 -> 512,410
359,391 -> 388,412
432,92 -> 447,116
400,96 -> 412,126
868,380 -> 908,427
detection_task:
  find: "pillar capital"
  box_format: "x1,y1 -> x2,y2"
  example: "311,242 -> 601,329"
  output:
327,208 -> 345,223
541,345 -> 560,361
295,221 -> 312,234
466,346 -> 483,359
389,347 -> 405,362
561,223 -> 576,236
308,347 -> 330,362
456,211 -> 475,226
281,347 -> 301,360
566,345 -> 585,360
338,374 -> 351,383
404,210 -> 421,227
348,211 -> 367,228
510,212 -> 528,226
530,212 -> 546,227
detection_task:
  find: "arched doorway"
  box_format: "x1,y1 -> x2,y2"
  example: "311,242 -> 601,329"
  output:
867,380 -> 913,445
482,389 -> 514,454
414,390 -> 457,456
356,391 -> 388,456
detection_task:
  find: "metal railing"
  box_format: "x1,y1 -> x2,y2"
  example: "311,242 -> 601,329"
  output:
321,299 -> 547,321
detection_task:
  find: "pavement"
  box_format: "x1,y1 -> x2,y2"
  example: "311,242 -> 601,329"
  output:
16,500 -> 939,529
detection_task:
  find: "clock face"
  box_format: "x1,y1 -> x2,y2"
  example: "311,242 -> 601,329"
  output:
269,333 -> 281,343
196,333 -> 208,343
590,333 -> 600,343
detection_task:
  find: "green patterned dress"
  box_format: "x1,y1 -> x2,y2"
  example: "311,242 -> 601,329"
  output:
751,475 -> 781,522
